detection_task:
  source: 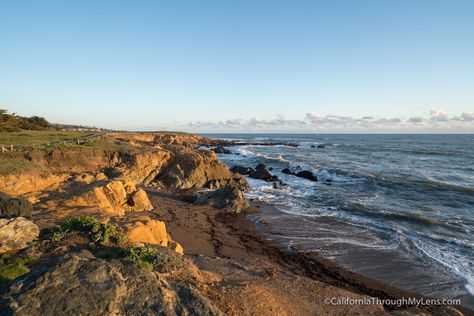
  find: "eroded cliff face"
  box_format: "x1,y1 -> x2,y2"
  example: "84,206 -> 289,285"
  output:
0,133 -> 248,255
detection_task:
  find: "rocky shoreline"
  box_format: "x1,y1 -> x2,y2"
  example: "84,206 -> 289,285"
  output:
0,132 -> 469,315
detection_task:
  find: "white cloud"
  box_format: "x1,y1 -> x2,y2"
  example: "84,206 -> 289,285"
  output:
461,112 -> 474,122
430,109 -> 449,121
408,117 -> 424,123
186,110 -> 474,132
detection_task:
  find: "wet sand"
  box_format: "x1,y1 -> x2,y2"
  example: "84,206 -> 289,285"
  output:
146,188 -> 472,315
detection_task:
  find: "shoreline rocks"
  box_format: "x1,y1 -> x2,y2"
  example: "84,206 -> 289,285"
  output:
211,145 -> 232,154
230,165 -> 254,175
249,164 -> 275,182
281,168 -> 318,182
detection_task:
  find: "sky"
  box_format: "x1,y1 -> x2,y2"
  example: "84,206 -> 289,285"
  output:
0,0 -> 473,133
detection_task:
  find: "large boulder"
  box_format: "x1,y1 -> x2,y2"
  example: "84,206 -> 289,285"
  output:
0,251 -> 222,315
0,193 -> 33,218
195,186 -> 249,213
249,164 -> 274,182
0,217 -> 39,253
128,188 -> 153,212
62,180 -> 153,216
123,217 -> 184,254
156,148 -> 235,190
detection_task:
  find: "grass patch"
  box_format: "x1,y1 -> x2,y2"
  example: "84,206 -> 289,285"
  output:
0,157 -> 35,175
96,246 -> 185,272
0,131 -> 95,146
0,254 -> 38,285
50,216 -> 124,246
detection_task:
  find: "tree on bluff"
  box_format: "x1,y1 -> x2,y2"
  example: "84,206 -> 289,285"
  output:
0,109 -> 52,132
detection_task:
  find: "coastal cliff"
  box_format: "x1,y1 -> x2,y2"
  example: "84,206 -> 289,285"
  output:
0,132 -> 466,315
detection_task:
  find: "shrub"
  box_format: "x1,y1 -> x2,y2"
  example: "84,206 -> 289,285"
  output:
0,254 -> 38,285
96,246 -> 185,272
51,216 -> 124,246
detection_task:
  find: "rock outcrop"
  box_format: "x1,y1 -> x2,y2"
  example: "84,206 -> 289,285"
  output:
0,251 -> 222,315
0,193 -> 33,218
62,180 -> 153,216
156,148 -> 237,190
115,150 -> 172,185
0,217 -> 39,253
0,172 -> 68,196
195,186 -> 249,213
123,217 -> 184,254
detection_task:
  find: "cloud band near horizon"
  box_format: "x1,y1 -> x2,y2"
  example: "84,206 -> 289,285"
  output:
186,110 -> 474,132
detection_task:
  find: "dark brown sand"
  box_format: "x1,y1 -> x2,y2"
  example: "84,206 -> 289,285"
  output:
146,189 -> 472,316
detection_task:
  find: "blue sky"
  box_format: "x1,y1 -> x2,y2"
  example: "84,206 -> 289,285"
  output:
0,0 -> 473,132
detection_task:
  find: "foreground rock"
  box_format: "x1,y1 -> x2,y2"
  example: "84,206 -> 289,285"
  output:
0,193 -> 33,218
195,186 -> 249,213
123,217 -> 184,254
0,251 -> 222,315
0,217 -> 39,253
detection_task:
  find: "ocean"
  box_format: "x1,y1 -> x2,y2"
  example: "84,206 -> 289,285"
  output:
205,134 -> 474,308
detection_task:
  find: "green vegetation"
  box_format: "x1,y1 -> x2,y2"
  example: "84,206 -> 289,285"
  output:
96,246 -> 185,272
0,157 -> 35,175
0,130 -> 99,147
0,254 -> 39,285
0,109 -> 51,132
51,216 -> 124,246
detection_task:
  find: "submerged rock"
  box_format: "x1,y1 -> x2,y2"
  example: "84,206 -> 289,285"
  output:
282,169 -> 317,182
317,144 -> 325,148
295,171 -> 318,181
272,180 -> 287,189
0,192 -> 33,218
195,186 -> 249,213
0,217 -> 39,253
0,251 -> 222,315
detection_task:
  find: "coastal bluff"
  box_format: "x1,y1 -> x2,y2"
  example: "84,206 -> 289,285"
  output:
0,131 -> 464,315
